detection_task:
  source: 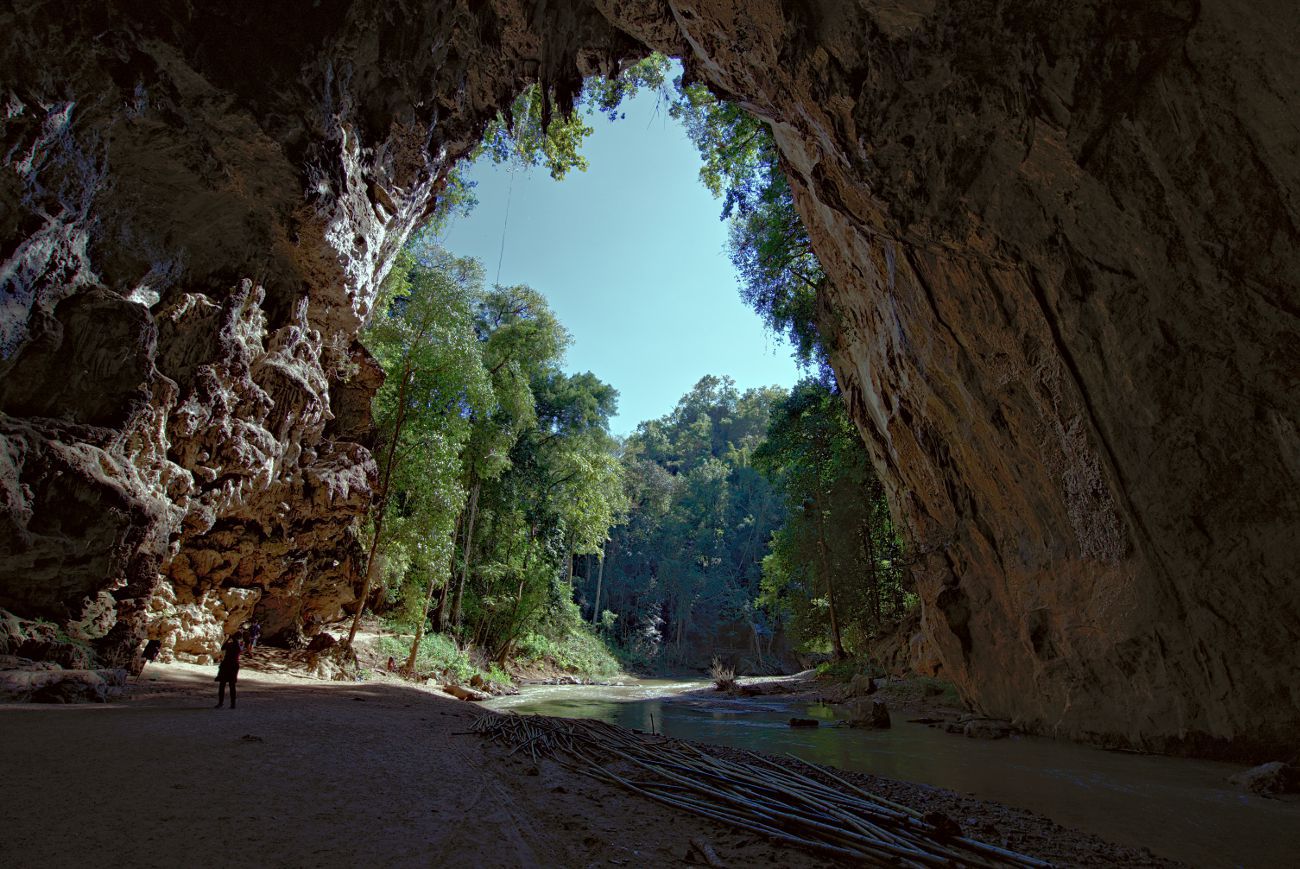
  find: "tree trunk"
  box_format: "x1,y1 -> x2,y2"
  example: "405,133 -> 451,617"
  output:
347,357 -> 414,647
450,480 -> 480,631
405,571 -> 442,671
590,539 -> 607,626
497,525 -> 535,663
431,510 -> 464,633
818,502 -> 846,660
863,513 -> 881,625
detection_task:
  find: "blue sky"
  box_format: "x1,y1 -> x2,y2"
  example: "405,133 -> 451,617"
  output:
438,86 -> 802,436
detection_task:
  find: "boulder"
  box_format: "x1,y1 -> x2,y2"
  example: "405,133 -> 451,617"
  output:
847,674 -> 877,698
301,640 -> 355,681
305,632 -> 337,653
847,699 -> 892,729
0,668 -> 127,703
443,684 -> 490,702
1229,762 -> 1300,796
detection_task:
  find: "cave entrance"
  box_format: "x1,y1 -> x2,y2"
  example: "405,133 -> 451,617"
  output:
434,61 -> 804,434
359,57 -> 908,675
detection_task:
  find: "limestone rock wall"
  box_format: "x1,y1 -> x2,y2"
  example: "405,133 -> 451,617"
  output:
0,0 -> 639,662
1,0 -> 1296,757
618,0 -> 1298,757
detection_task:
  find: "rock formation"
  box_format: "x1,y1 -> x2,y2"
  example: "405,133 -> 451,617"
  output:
1,1 -> 1296,758
0,0 -> 639,665
630,0 -> 1300,759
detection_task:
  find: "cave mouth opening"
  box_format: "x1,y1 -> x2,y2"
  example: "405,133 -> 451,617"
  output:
348,56 -> 914,683
424,56 -> 813,435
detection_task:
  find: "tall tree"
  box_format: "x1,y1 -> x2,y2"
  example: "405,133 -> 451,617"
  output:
755,378 -> 907,657
348,247 -> 492,649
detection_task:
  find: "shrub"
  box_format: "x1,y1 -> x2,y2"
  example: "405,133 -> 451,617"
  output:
517,626 -> 620,679
814,657 -> 873,681
710,657 -> 737,691
376,632 -> 477,682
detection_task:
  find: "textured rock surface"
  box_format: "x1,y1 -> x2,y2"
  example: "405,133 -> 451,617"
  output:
1,1 -> 1297,756
630,0 -> 1300,758
0,0 -> 637,664
0,666 -> 128,704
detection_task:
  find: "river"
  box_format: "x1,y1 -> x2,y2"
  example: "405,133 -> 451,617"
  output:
484,679 -> 1300,867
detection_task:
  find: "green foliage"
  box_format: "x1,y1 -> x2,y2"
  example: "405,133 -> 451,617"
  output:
376,633 -> 477,682
363,233 -> 630,680
516,627 -> 620,680
361,242 -> 496,640
358,55 -> 911,684
360,232 -> 627,681
755,379 -> 910,656
479,84 -> 594,180
580,376 -> 788,666
814,658 -> 865,681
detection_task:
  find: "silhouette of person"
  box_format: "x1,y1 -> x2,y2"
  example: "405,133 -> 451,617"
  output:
214,632 -> 243,709
132,639 -> 162,682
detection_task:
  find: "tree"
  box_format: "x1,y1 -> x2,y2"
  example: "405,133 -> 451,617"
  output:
442,283 -> 569,634
479,84 -> 596,180
586,376 -> 787,665
348,247 -> 492,652
754,378 -> 907,657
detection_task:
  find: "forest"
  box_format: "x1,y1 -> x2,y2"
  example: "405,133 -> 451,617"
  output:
358,55 -> 914,682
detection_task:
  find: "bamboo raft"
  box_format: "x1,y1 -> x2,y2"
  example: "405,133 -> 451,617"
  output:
470,712 -> 1050,867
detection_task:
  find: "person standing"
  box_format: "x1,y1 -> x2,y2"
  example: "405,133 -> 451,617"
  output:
214,631 -> 243,709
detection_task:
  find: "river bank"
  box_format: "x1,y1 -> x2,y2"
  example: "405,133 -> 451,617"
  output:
1,660 -> 1174,868
489,677 -> 1300,867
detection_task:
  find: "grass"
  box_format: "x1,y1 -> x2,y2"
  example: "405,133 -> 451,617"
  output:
914,675 -> 962,704
814,658 -> 863,680
375,632 -> 478,683
515,626 -> 621,680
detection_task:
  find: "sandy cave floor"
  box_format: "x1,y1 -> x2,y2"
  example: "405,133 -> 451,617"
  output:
0,659 -> 1173,868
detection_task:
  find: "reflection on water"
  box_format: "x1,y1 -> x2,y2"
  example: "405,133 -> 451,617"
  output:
485,680 -> 1300,868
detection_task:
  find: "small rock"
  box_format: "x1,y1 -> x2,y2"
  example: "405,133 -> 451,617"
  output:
305,632 -> 337,653
962,718 -> 1014,739
788,717 -> 819,728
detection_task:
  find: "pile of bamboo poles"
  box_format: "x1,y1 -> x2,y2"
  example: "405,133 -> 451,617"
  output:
470,712 -> 1049,867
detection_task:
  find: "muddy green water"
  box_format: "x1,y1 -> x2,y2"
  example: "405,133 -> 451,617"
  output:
485,679 -> 1300,867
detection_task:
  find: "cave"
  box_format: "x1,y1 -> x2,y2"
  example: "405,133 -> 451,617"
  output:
1,0 -> 1297,768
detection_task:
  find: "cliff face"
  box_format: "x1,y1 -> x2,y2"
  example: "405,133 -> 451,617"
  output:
626,0 -> 1299,757
0,0 -> 639,662
1,1 -> 1296,755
